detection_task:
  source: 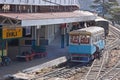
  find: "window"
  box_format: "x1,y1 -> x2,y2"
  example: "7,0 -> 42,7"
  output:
23,27 -> 31,37
70,35 -> 79,43
95,36 -> 97,42
80,35 -> 90,44
92,33 -> 104,43
97,36 -> 99,41
102,33 -> 105,39
25,26 -> 31,35
92,37 -> 95,43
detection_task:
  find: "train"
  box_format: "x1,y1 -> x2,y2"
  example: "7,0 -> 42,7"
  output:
77,16 -> 109,37
68,26 -> 105,62
95,17 -> 109,36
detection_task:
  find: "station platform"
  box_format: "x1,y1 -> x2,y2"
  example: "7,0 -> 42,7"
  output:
0,36 -> 69,80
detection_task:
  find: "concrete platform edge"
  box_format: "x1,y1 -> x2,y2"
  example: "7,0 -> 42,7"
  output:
22,56 -> 67,73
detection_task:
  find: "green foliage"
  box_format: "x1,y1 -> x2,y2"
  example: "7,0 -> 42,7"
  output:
110,7 -> 120,23
92,0 -> 120,24
110,7 -> 120,13
93,0 -> 100,3
90,5 -> 98,9
92,0 -> 118,11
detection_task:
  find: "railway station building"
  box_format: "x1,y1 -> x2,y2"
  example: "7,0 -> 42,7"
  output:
0,0 -> 97,61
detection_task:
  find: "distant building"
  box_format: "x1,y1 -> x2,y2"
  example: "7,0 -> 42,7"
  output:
0,0 -> 79,13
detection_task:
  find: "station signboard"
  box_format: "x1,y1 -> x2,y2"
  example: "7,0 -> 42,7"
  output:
2,27 -> 22,39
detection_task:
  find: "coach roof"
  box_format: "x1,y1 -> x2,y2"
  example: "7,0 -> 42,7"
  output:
95,16 -> 108,22
69,26 -> 104,35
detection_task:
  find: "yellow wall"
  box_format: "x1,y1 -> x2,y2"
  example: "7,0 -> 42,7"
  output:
0,50 -> 7,62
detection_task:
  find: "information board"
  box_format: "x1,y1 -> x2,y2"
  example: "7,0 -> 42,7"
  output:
2,27 -> 22,39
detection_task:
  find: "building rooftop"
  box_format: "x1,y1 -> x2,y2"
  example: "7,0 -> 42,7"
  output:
0,10 -> 97,26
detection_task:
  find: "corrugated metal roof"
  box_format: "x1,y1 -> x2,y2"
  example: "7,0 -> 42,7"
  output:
0,10 -> 97,26
0,11 -> 95,20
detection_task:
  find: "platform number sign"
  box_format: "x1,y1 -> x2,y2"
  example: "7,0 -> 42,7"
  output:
2,27 -> 22,39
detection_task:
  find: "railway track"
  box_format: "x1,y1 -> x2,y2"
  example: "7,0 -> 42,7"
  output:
83,50 -> 107,80
33,23 -> 120,80
8,22 -> 120,80
33,63 -> 85,80
98,61 -> 120,80
97,24 -> 120,80
81,23 -> 120,80
109,24 -> 120,38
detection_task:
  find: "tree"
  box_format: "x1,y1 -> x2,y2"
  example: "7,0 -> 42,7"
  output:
90,0 -> 120,25
91,0 -> 118,17
110,7 -> 120,24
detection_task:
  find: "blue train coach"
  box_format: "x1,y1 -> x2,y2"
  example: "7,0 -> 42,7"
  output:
68,26 -> 105,62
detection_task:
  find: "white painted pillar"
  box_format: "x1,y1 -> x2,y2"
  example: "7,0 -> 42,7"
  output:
36,25 -> 41,46
45,25 -> 48,40
30,5 -> 32,13
32,26 -> 37,46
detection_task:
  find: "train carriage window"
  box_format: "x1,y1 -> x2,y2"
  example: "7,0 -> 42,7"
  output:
92,36 -> 96,43
102,33 -> 105,40
80,35 -> 90,44
70,35 -> 79,44
99,34 -> 102,40
98,33 -> 104,40
95,36 -> 97,42
97,36 -> 99,41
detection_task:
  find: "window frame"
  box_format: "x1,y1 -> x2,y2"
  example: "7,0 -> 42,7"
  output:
80,35 -> 90,44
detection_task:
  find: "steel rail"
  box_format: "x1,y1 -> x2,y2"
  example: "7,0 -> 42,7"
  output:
83,23 -> 120,80
97,23 -> 120,80
83,49 -> 107,80
33,63 -> 83,80
98,61 -> 120,80
109,70 -> 120,80
95,51 -> 109,80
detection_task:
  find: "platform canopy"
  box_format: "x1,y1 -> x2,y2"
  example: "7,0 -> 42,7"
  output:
0,10 -> 97,26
